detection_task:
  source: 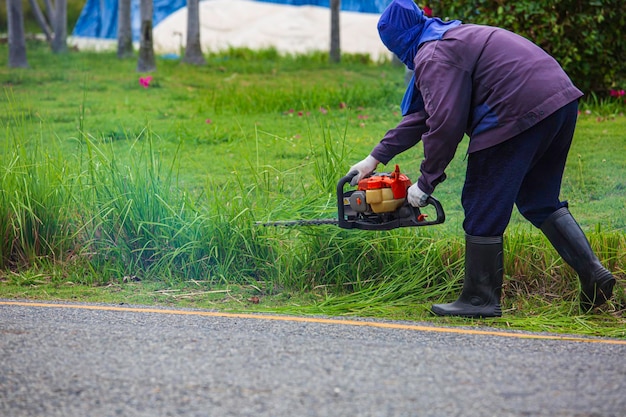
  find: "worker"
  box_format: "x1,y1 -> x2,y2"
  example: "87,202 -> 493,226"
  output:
348,0 -> 616,317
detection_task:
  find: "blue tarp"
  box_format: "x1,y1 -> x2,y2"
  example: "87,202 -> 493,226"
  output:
72,0 -> 187,40
254,0 -> 391,14
72,0 -> 392,40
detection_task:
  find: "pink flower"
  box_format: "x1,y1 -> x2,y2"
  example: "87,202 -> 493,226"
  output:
205,118 -> 212,124
609,89 -> 625,97
423,6 -> 433,17
139,76 -> 153,88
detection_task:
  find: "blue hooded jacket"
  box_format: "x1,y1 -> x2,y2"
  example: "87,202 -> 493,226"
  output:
377,0 -> 461,115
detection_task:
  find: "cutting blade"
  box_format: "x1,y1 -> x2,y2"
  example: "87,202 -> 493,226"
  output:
255,218 -> 339,227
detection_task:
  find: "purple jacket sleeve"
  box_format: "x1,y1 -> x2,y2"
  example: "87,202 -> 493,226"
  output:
370,111 -> 428,165
415,59 -> 470,194
370,60 -> 469,195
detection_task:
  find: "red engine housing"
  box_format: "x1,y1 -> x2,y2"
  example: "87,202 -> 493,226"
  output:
356,164 -> 412,199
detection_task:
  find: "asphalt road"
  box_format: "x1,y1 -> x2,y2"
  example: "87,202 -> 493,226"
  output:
1,300 -> 625,417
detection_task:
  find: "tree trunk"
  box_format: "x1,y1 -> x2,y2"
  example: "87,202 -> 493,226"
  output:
42,0 -> 55,23
137,0 -> 156,72
28,0 -> 67,52
182,0 -> 206,65
50,0 -> 68,53
27,0 -> 53,42
329,0 -> 340,63
7,0 -> 29,68
117,0 -> 133,58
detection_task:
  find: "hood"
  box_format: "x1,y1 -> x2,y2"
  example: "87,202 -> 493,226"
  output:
378,0 -> 461,70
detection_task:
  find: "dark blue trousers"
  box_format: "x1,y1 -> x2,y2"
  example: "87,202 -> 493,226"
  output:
462,100 -> 579,237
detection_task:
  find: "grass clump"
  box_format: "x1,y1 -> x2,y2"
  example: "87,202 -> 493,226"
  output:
1,116 -> 77,270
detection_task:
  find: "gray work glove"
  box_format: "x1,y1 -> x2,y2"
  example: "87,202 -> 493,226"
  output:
407,183 -> 430,207
348,155 -> 379,186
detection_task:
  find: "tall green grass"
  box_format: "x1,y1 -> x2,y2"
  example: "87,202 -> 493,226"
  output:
1,97 -> 76,270
2,107 -> 624,311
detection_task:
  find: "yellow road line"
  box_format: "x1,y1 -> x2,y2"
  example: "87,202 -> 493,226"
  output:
2,300 -> 625,346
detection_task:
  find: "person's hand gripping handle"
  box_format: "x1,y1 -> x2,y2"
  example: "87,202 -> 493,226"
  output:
347,155 -> 379,186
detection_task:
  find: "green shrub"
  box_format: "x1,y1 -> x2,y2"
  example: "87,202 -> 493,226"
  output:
429,0 -> 626,94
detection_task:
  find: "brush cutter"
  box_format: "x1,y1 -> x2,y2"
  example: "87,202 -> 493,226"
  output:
258,165 -> 445,230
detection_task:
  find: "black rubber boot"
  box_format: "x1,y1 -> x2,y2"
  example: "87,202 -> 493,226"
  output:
540,207 -> 616,312
431,234 -> 503,318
